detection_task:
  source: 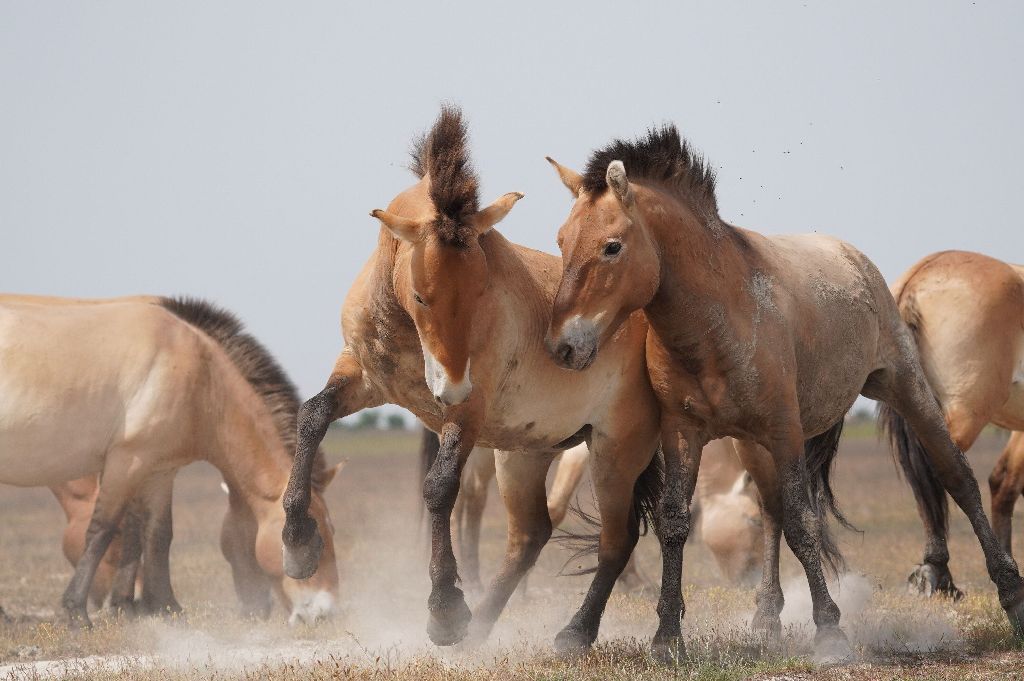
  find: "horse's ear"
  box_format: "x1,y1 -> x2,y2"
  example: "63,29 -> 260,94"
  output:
472,192 -> 524,235
606,160 -> 633,207
546,157 -> 583,197
371,209 -> 424,243
321,461 -> 345,488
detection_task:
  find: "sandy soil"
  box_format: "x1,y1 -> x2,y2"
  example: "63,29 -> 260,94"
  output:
1,427 -> 1022,680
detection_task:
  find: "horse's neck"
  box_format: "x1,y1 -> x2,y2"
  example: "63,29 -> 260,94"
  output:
202,363 -> 291,522
477,231 -> 554,345
643,192 -> 760,353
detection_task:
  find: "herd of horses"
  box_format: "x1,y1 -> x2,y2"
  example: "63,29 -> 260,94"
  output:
1,106 -> 1022,664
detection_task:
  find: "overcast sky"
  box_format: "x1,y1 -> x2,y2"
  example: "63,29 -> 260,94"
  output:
2,2 -> 1021,409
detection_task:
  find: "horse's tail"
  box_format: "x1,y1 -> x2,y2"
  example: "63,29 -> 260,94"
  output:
804,419 -> 854,577
555,448 -> 664,576
878,401 -> 948,537
419,427 -> 441,522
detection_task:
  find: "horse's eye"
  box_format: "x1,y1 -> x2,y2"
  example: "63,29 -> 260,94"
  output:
413,293 -> 426,307
603,241 -> 622,257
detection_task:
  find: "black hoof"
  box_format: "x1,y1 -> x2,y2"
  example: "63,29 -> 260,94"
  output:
110,598 -> 139,619
813,626 -> 853,665
65,610 -> 92,631
1005,590 -> 1024,638
651,635 -> 685,664
554,626 -> 595,656
751,612 -> 783,643
282,531 -> 324,580
426,592 -> 471,646
907,563 -> 964,600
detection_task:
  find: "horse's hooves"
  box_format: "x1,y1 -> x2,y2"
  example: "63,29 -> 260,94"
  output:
282,531 -> 324,580
907,563 -> 964,601
1005,592 -> 1024,638
554,627 -> 595,657
751,613 -> 783,643
426,595 -> 471,647
813,626 -> 853,665
66,612 -> 93,631
651,636 -> 685,664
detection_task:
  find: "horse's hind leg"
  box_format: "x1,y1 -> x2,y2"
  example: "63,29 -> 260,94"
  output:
990,432 -> 1024,557
467,449 -> 553,643
881,363 -> 1024,634
733,439 -> 785,642
138,473 -> 181,616
558,434 -> 659,655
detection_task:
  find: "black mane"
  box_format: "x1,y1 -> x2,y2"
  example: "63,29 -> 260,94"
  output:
583,125 -> 720,221
409,105 -> 480,247
158,296 -> 329,491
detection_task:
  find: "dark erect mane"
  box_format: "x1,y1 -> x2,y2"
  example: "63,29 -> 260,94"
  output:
583,125 -> 721,222
409,105 -> 480,247
158,297 -> 328,491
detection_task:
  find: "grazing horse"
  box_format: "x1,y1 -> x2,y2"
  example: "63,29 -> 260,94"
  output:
425,430 -> 762,589
0,295 -> 341,626
544,126 -> 1024,659
880,251 -> 1024,596
282,107 -> 662,652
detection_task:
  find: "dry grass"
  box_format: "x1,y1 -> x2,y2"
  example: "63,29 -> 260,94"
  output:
2,428 -> 1023,680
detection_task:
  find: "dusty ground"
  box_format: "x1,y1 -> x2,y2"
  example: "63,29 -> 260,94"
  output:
1,427 -> 1023,680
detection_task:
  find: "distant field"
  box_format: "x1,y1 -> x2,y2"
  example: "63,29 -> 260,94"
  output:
1,428 -> 1023,680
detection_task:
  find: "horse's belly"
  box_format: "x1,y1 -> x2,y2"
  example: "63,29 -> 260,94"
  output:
0,393 -> 112,487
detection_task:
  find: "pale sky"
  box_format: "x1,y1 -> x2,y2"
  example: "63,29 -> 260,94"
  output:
2,2 -> 1021,409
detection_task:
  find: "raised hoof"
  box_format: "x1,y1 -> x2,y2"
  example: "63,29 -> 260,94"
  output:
907,563 -> 964,601
426,593 -> 471,647
651,636 -> 685,664
813,626 -> 853,665
554,626 -> 595,657
282,531 -> 324,580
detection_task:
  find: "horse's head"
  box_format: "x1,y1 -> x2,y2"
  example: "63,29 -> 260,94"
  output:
222,463 -> 342,624
371,107 -> 522,407
545,158 -> 660,371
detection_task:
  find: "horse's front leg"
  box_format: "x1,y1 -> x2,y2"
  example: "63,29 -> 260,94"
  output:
282,350 -> 379,579
652,422 -> 706,661
424,401 -> 483,646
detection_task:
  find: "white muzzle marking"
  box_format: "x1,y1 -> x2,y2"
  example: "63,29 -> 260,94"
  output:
288,589 -> 336,626
423,346 -> 472,406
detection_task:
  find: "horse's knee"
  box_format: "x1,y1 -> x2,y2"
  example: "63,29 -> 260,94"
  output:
423,467 -> 460,514
658,497 -> 690,547
297,386 -> 339,442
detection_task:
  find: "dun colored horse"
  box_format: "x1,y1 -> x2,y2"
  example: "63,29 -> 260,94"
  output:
425,430 -> 762,589
282,107 -> 663,651
0,295 -> 341,626
544,127 -> 1024,659
881,251 -> 1024,597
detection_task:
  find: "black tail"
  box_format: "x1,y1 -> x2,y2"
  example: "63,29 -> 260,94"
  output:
554,448 -> 665,576
878,401 -> 948,536
804,419 -> 854,577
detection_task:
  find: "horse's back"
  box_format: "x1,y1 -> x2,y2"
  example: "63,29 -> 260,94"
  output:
0,297 -> 203,486
894,251 -> 1024,429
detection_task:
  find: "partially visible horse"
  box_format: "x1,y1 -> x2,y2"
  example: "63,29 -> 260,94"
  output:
880,251 -> 1024,596
0,295 -> 341,626
283,107 -> 663,652
423,430 -> 762,589
544,126 -> 1024,660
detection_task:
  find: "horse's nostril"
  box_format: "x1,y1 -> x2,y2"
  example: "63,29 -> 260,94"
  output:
557,343 -> 574,365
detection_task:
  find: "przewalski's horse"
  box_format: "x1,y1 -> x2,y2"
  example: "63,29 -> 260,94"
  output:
282,107 -> 662,652
423,430 -> 762,589
0,295 -> 341,626
544,127 -> 1024,659
880,250 -> 1024,596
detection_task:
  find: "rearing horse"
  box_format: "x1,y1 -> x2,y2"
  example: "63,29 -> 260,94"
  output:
544,126 -> 1024,660
282,107 -> 662,651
